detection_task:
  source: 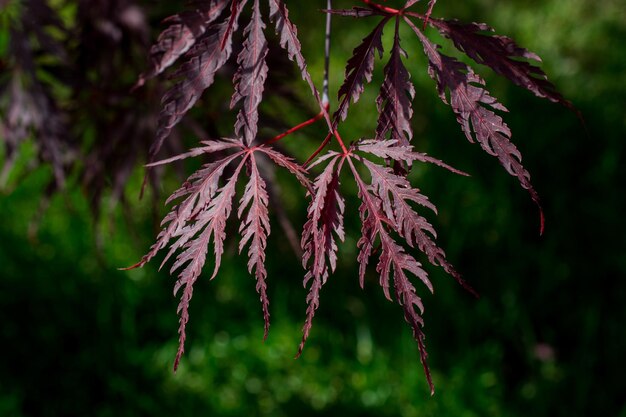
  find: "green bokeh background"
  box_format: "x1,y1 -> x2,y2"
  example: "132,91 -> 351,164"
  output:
1,0 -> 625,416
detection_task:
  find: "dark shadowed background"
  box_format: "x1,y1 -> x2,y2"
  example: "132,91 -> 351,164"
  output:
1,0 -> 625,416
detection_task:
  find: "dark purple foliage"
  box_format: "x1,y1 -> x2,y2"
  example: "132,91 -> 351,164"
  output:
120,0 -> 571,393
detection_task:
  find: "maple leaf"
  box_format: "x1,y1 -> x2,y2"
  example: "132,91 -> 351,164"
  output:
231,0 -> 269,146
355,147 -> 476,295
135,0 -> 230,88
268,0 -> 329,119
406,17 -> 543,230
356,139 -> 469,176
375,19 -> 415,146
334,17 -> 388,123
150,1 -> 247,160
431,18 -> 572,108
348,156 -> 435,394
171,158 -> 245,369
298,153 -> 346,355
128,138 -> 311,368
238,154 -> 271,339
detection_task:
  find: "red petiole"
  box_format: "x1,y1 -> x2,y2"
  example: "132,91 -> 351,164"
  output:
361,0 -> 402,15
264,108 -> 327,146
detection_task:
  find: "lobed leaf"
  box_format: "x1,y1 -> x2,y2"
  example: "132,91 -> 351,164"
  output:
375,19 -> 415,146
334,17 -> 388,123
431,18 -> 572,108
150,0 -> 247,160
231,0 -> 269,146
298,153 -> 345,354
349,157 -> 434,394
407,17 -> 543,228
238,155 -> 271,339
171,157 -> 246,370
135,0 -> 230,88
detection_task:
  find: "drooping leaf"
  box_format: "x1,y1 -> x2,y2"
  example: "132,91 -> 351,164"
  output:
128,139 -> 312,368
407,18 -> 543,227
238,155 -> 271,339
375,19 -> 415,146
231,0 -> 269,146
171,157 -> 246,370
135,0 -> 230,88
348,157 -> 434,394
268,0 -> 328,119
151,1 -> 247,160
334,17 -> 388,123
432,18 -> 572,108
298,153 -> 345,355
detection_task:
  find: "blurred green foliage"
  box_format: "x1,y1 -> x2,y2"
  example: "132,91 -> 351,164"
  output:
1,0 -> 625,416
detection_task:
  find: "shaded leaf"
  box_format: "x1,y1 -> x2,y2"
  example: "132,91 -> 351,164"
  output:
432,19 -> 572,108
135,0 -> 230,88
151,1 -> 247,160
407,18 -> 543,227
334,17 -> 388,123
231,0 -> 269,146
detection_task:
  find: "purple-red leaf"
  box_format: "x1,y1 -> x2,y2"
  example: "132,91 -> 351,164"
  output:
298,153 -> 345,354
257,146 -> 311,190
231,0 -> 269,146
375,20 -> 415,146
334,17 -> 388,123
171,157 -> 246,370
359,156 -> 476,295
356,139 -> 469,176
404,0 -> 421,9
431,19 -> 571,108
151,1 -> 247,160
238,155 -> 271,339
128,140 -> 313,369
124,147 -> 245,272
408,18 -> 543,228
135,0 -> 230,88
268,0 -> 327,116
348,157 -> 434,393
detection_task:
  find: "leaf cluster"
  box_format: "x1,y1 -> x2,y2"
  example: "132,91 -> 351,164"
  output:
105,0 -> 572,393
